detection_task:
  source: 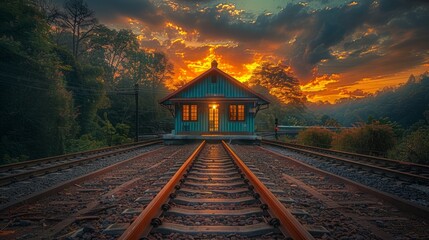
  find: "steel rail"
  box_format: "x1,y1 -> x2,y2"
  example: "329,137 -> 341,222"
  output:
118,141 -> 206,240
0,138 -> 161,171
0,146 -> 168,212
262,140 -> 429,183
263,139 -> 429,170
260,146 -> 429,219
0,140 -> 162,186
222,141 -> 315,240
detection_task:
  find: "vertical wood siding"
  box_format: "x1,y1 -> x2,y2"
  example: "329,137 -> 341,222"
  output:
176,103 -> 254,134
175,74 -> 257,134
177,75 -> 254,98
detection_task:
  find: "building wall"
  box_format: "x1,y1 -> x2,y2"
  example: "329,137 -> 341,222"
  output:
173,73 -> 259,135
175,102 -> 255,134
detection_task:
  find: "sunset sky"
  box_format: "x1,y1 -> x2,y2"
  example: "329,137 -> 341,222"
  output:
56,0 -> 428,103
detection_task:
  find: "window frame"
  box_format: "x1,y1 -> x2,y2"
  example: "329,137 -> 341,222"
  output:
229,104 -> 245,121
182,104 -> 198,121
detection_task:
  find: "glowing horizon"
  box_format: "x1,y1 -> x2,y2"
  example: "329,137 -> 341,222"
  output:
68,0 -> 429,104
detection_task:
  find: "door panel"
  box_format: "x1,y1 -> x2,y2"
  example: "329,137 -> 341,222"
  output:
209,104 -> 219,132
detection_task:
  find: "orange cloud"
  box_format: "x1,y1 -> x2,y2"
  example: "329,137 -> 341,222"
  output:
301,74 -> 340,93
165,22 -> 188,36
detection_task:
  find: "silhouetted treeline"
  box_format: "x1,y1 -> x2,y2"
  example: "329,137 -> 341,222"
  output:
1,0 -> 173,163
309,73 -> 429,128
305,73 -> 429,163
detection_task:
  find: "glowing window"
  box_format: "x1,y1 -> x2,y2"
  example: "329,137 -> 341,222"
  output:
183,104 -> 197,121
229,104 -> 245,121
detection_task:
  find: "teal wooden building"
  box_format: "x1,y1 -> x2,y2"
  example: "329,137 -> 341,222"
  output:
159,61 -> 269,142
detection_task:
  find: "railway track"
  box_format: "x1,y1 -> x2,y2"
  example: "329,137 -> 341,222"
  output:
232,144 -> 429,239
0,138 -> 161,187
262,139 -> 429,184
0,144 -> 199,239
260,139 -> 429,211
120,141 -> 315,239
1,141 -> 427,239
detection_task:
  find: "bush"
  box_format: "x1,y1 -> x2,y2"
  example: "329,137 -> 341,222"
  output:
1,154 -> 29,165
65,134 -> 105,153
333,123 -> 396,156
388,127 -> 429,164
111,123 -> 132,145
297,128 -> 334,148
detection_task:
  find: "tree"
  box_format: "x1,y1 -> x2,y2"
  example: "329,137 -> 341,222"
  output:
249,62 -> 309,129
35,0 -> 61,25
58,0 -> 97,59
320,115 -> 341,127
89,25 -> 139,86
119,50 -> 174,131
0,0 -> 75,161
249,62 -> 306,108
141,52 -> 174,122
388,127 -> 429,164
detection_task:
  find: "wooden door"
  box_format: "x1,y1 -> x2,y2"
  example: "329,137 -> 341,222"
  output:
208,104 -> 219,132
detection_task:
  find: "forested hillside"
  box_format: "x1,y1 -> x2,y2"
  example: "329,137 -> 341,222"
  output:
0,0 -> 173,163
309,73 -> 429,128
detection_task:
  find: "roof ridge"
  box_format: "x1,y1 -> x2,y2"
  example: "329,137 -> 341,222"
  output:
159,67 -> 270,105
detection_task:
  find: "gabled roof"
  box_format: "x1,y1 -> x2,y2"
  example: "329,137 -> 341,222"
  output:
159,64 -> 270,105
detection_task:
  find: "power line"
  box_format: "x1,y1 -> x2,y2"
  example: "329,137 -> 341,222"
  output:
0,73 -> 172,96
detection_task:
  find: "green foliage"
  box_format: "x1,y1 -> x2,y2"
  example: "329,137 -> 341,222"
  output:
297,128 -> 334,148
320,115 -> 341,127
64,134 -> 105,153
249,62 -> 305,108
0,0 -> 173,163
1,154 -> 29,165
0,0 -> 76,160
97,113 -> 132,146
88,25 -> 139,87
388,127 -> 429,164
58,0 -> 98,59
250,63 -> 309,130
333,123 -> 396,156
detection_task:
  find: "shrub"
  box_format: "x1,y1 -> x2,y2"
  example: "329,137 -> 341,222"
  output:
297,127 -> 334,148
65,134 -> 105,153
333,123 -> 396,156
388,127 -> 429,164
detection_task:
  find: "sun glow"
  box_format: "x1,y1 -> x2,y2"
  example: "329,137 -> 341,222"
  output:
167,48 -> 260,90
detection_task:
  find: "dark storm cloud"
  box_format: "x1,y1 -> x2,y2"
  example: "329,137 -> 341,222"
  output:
155,0 -> 381,79
96,0 -> 165,26
289,0 -> 373,79
161,6 -> 272,42
54,0 -> 429,83
162,3 -> 311,43
54,0 -> 165,26
332,1 -> 429,79
160,0 -> 428,82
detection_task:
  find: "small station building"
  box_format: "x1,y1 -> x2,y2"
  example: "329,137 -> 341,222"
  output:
159,60 -> 269,143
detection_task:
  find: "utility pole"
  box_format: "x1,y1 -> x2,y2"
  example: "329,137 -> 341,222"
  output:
275,118 -> 279,140
135,83 -> 139,142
